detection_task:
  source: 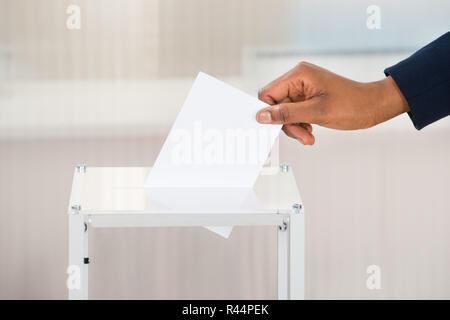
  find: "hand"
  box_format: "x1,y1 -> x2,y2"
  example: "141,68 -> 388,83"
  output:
256,62 -> 410,145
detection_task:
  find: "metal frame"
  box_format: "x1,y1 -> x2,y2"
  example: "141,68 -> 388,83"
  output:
68,165 -> 304,300
68,205 -> 89,300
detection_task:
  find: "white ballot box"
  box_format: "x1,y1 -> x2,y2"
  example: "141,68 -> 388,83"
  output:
67,165 -> 305,300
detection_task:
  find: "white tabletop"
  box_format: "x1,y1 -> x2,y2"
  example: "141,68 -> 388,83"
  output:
68,166 -> 302,215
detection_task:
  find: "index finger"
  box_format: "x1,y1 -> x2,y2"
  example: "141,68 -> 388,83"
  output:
258,63 -> 306,105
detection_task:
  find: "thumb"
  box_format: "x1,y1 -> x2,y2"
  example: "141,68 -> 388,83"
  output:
256,99 -> 322,124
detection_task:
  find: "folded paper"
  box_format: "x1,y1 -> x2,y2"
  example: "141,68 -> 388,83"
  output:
145,72 -> 281,238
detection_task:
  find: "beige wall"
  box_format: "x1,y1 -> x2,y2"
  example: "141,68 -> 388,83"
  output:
158,0 -> 288,77
0,0 -> 287,80
1,0 -> 159,79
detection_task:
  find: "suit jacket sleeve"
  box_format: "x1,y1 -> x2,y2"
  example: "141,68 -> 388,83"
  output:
384,32 -> 450,130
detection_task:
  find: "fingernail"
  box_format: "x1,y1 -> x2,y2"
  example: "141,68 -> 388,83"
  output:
258,111 -> 272,123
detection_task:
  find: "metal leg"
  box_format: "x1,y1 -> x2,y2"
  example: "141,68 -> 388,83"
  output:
289,213 -> 305,299
277,218 -> 289,299
277,213 -> 305,300
68,212 -> 89,300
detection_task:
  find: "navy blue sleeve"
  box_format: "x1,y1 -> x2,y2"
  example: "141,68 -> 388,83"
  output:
384,31 -> 450,130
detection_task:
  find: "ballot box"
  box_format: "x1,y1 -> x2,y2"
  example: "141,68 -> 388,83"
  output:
67,164 -> 305,299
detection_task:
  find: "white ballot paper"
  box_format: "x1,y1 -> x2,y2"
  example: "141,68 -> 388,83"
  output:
145,72 -> 281,238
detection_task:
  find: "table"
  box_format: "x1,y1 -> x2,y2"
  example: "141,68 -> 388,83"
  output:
67,165 -> 304,299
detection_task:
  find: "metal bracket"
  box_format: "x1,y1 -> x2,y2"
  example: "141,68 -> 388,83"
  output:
76,164 -> 86,173
278,220 -> 288,231
292,203 -> 303,214
70,205 -> 81,215
279,163 -> 290,173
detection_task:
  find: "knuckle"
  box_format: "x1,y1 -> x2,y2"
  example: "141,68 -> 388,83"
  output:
257,87 -> 266,100
278,105 -> 290,123
296,61 -> 310,70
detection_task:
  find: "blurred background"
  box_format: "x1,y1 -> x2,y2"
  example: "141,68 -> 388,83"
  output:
0,0 -> 449,299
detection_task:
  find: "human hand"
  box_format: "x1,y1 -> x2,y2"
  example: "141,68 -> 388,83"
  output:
256,62 -> 410,145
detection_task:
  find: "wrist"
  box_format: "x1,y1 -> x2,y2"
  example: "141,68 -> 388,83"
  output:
385,75 -> 410,113
371,76 -> 410,125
